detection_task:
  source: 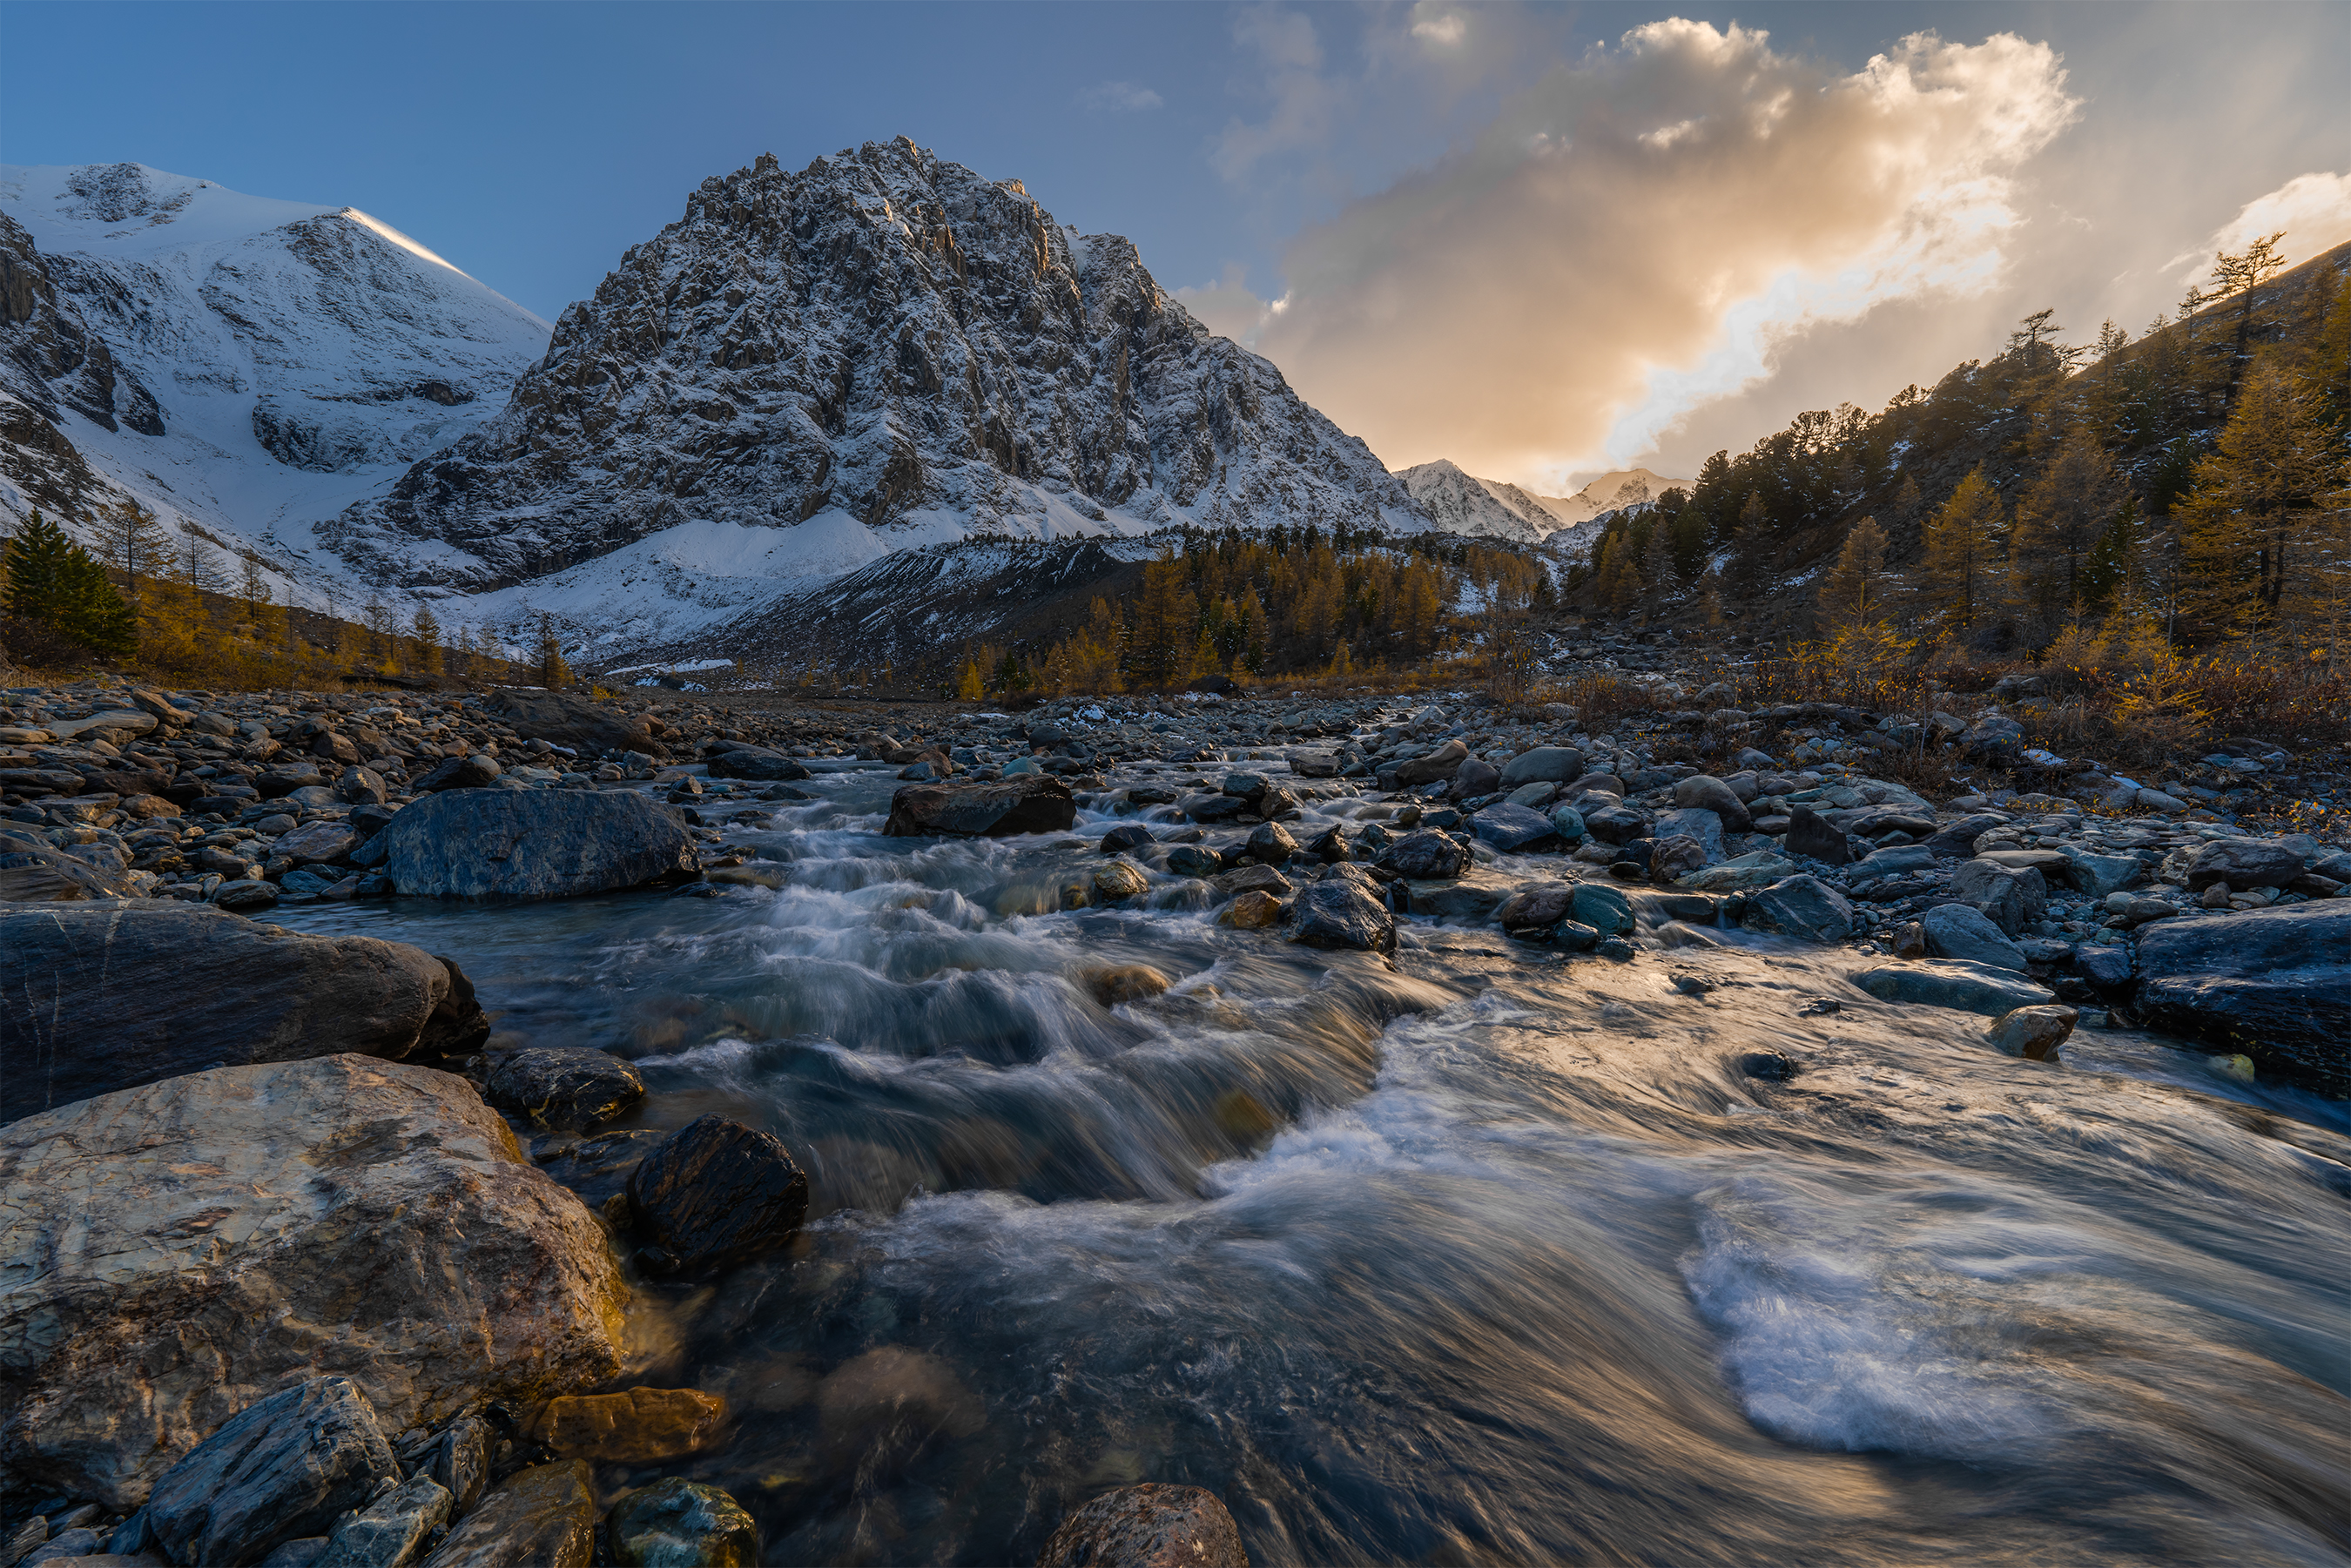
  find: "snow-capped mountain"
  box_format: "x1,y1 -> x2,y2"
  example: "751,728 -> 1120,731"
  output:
0,162 -> 549,596
327,138 -> 1426,624
1538,468 -> 1687,529
1397,460 -> 1561,544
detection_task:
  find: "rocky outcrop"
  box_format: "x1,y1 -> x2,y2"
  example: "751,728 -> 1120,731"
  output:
0,1056 -> 628,1504
135,1376 -> 401,1568
884,774 -> 1074,838
482,690 -> 652,757
0,902 -> 487,1123
2135,903 -> 2350,1094
1038,1484 -> 1250,1568
374,791 -> 700,898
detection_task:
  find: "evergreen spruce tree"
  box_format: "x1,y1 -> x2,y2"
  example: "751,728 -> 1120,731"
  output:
1667,505 -> 1709,582
1725,490 -> 1772,595
4,509 -> 137,656
1920,470 -> 2004,636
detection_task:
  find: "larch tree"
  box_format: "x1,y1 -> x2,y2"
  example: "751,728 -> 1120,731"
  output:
1818,516 -> 1891,629
1920,469 -> 2004,636
2178,358 -> 2345,641
2011,428 -> 2123,633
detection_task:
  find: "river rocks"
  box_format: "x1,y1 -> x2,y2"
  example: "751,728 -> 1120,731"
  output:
336,765 -> 389,805
1920,904 -> 2028,972
1285,878 -> 1396,953
0,903 -> 487,1122
884,774 -> 1076,838
1468,802 -> 1559,854
1782,805 -> 1851,865
1496,885 -> 1573,937
1219,890 -> 1283,929
274,820 -> 360,865
1547,804 -> 1586,842
1166,845 -> 1223,878
1987,1005 -> 2077,1061
1378,830 -> 1470,880
485,690 -> 653,757
1740,876 -> 1853,945
2186,837 -> 2305,892
815,1346 -> 985,1474
703,744 -> 811,782
1580,803 -> 1649,846
1499,746 -> 1582,788
525,1388 -> 727,1464
1570,881 -> 1634,937
1853,959 -> 2057,1016
1245,820 -> 1298,863
2134,903 -> 2351,1094
2058,847 -> 2145,898
1948,858 -> 2047,937
485,1047 -> 646,1132
1679,851 -> 1795,892
1100,823 -> 1155,854
534,1130 -> 665,1209
1394,738 -> 1468,786
1181,793 -> 1251,823
626,1115 -> 810,1275
375,790 -> 700,898
1092,860 -> 1149,903
0,835 -> 134,901
1038,1484 -> 1249,1568
315,1472 -> 454,1568
606,1478 -> 760,1568
138,1376 -> 401,1568
1448,758 -> 1501,799
1672,774 -> 1752,832
1086,965 -> 1171,1006
414,754 -> 503,792
0,1057 -> 628,1504
419,1460 -> 596,1568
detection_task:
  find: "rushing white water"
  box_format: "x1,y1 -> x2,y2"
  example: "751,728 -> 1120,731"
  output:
274,759 -> 2351,1566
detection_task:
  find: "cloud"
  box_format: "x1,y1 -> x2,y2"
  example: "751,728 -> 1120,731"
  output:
1176,263 -> 1277,345
1410,5 -> 1466,48
2166,171 -> 2351,278
1245,20 -> 2079,487
1213,10 -> 1338,181
1076,80 -> 1164,112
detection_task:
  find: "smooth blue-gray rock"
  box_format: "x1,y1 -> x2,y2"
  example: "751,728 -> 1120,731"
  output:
1100,823 -> 1155,855
377,790 -> 700,898
1468,803 -> 1559,854
2185,838 -> 2305,892
1378,829 -> 1471,880
533,1130 -> 665,1211
1165,844 -> 1223,878
1782,806 -> 1851,865
1920,903 -> 2028,972
1653,807 -> 1724,862
0,902 -> 487,1123
1496,885 -> 1575,936
628,1115 -> 811,1276
1178,793 -> 1252,824
1395,739 -> 1469,785
704,744 -> 811,782
885,774 -> 1076,838
2135,903 -> 2351,1095
1850,845 -> 1937,885
1741,876 -> 1854,945
1671,774 -> 1752,833
1549,804 -> 1586,842
1407,873 -> 1512,921
1499,746 -> 1583,788
1448,758 -> 1501,799
316,1472 -> 453,1568
1570,881 -> 1634,937
1038,1484 -> 1248,1568
413,754 -> 502,793
486,1048 -> 646,1132
1285,878 -> 1398,953
1948,858 -> 2047,937
417,1460 -> 596,1568
2074,945 -> 2133,988
141,1378 -> 401,1568
1853,959 -> 2056,1016
1580,804 -> 1650,846
2059,847 -> 2146,898
485,690 -> 653,757
274,820 -> 360,865
604,1477 -> 761,1568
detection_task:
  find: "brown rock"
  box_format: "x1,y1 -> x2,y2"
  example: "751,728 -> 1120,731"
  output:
1219,890 -> 1283,929
525,1388 -> 727,1463
1085,965 -> 1171,1006
1037,1483 -> 1249,1568
420,1460 -> 597,1568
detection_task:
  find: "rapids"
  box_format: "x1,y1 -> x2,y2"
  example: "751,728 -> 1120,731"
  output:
273,757 -> 2351,1566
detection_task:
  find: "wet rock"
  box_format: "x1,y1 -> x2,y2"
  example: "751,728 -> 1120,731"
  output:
2186,838 -> 2305,892
1653,807 -> 1725,861
1378,830 -> 1469,880
627,1115 -> 810,1275
275,820 -> 360,865
1672,774 -> 1752,832
1285,879 -> 1397,953
1948,859 -> 2047,938
315,1472 -> 453,1568
1086,965 -> 1171,1006
1215,864 -> 1293,901
1499,746 -> 1583,788
525,1388 -> 726,1464
216,878 -> 282,913
1496,885 -> 1573,937
2058,847 -> 2145,899
1740,876 -> 1854,945
336,765 -> 389,806
375,791 -> 700,898
1782,806 -> 1851,865
605,1477 -> 760,1568
533,1130 -> 664,1209
1245,820 -> 1298,863
1919,904 -> 2028,972
1553,919 -> 1600,952
1547,804 -> 1586,843
1100,823 -> 1155,854
1181,793 -> 1252,823
1408,872 -> 1514,922
1394,738 -> 1468,785
1739,1052 -> 1799,1082
417,1460 -> 596,1568
0,834 -> 135,901
703,744 -> 812,782
1580,803 -> 1649,846
1853,959 -> 2057,1017
1218,890 -> 1283,929
1092,860 -> 1149,902
1448,758 -> 1501,799
1647,834 -> 1708,883
138,1377 -> 400,1568
485,690 -> 652,757
1038,1483 -> 1249,1568
2074,945 -> 2133,988
1467,802 -> 1559,854
1570,882 -> 1634,937
1678,851 -> 1795,892
2135,903 -> 2351,1095
0,903 -> 487,1123
408,1413 -> 493,1515
413,754 -> 502,792
0,1058 -> 626,1505
1166,844 -> 1223,878
885,774 -> 1076,838
486,1047 -> 646,1132
1987,1005 -> 2077,1061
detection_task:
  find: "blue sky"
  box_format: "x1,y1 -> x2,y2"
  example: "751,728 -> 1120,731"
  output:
4,2 -> 2342,486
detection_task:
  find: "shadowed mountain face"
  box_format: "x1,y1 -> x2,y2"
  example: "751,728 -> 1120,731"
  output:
327,138 -> 1424,595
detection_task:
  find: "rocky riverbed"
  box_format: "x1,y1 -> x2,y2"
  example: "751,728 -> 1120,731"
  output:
1,674 -> 2345,1565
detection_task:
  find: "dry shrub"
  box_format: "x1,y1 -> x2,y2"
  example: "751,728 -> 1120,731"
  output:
1545,673 -> 1654,728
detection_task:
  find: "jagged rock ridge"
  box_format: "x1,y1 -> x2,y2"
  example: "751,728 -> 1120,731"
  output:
330,138 -> 1425,595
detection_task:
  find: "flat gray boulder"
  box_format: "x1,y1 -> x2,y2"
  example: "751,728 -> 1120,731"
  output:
2186,837 -> 2305,892
1854,959 -> 2056,1016
376,790 -> 700,898
484,690 -> 652,757
1921,903 -> 2028,972
0,901 -> 487,1123
1741,875 -> 1854,945
884,775 -> 1075,838
704,743 -> 812,782
2136,903 -> 2351,1095
1499,746 -> 1582,787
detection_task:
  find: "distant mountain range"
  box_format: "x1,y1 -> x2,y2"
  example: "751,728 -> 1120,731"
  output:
0,148 -> 1673,666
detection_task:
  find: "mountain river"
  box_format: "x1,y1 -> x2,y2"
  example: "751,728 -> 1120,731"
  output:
273,757 -> 2350,1566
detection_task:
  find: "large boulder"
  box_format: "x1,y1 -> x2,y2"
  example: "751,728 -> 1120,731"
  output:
0,1056 -> 628,1505
1920,813 -> 2006,858
485,1048 -> 646,1132
1740,876 -> 1854,945
1782,805 -> 1851,865
2135,904 -> 2351,1094
1920,903 -> 2028,972
1285,879 -> 1397,954
1948,858 -> 2047,937
1672,775 -> 1752,833
0,831 -> 135,902
884,775 -> 1075,838
1378,830 -> 1470,880
0,902 -> 488,1123
1853,959 -> 2056,1016
420,1460 -> 597,1568
484,690 -> 652,757
2185,838 -> 2306,892
138,1376 -> 400,1568
1038,1484 -> 1248,1568
1394,738 -> 1469,786
704,744 -> 811,783
1467,803 -> 1559,854
627,1115 -> 811,1276
1499,746 -> 1582,788
375,791 -> 700,898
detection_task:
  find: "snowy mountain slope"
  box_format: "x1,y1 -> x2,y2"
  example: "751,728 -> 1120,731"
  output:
1397,460 -> 1560,544
1535,468 -> 1688,528
0,162 -> 549,596
327,138 -> 1428,603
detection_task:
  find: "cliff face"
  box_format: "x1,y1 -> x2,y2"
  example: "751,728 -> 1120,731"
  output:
329,138 -> 1424,592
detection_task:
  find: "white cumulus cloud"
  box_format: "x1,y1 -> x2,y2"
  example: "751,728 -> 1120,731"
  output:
1242,19 -> 2080,488
1076,80 -> 1164,112
1411,6 -> 1467,48
2168,170 -> 2351,278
